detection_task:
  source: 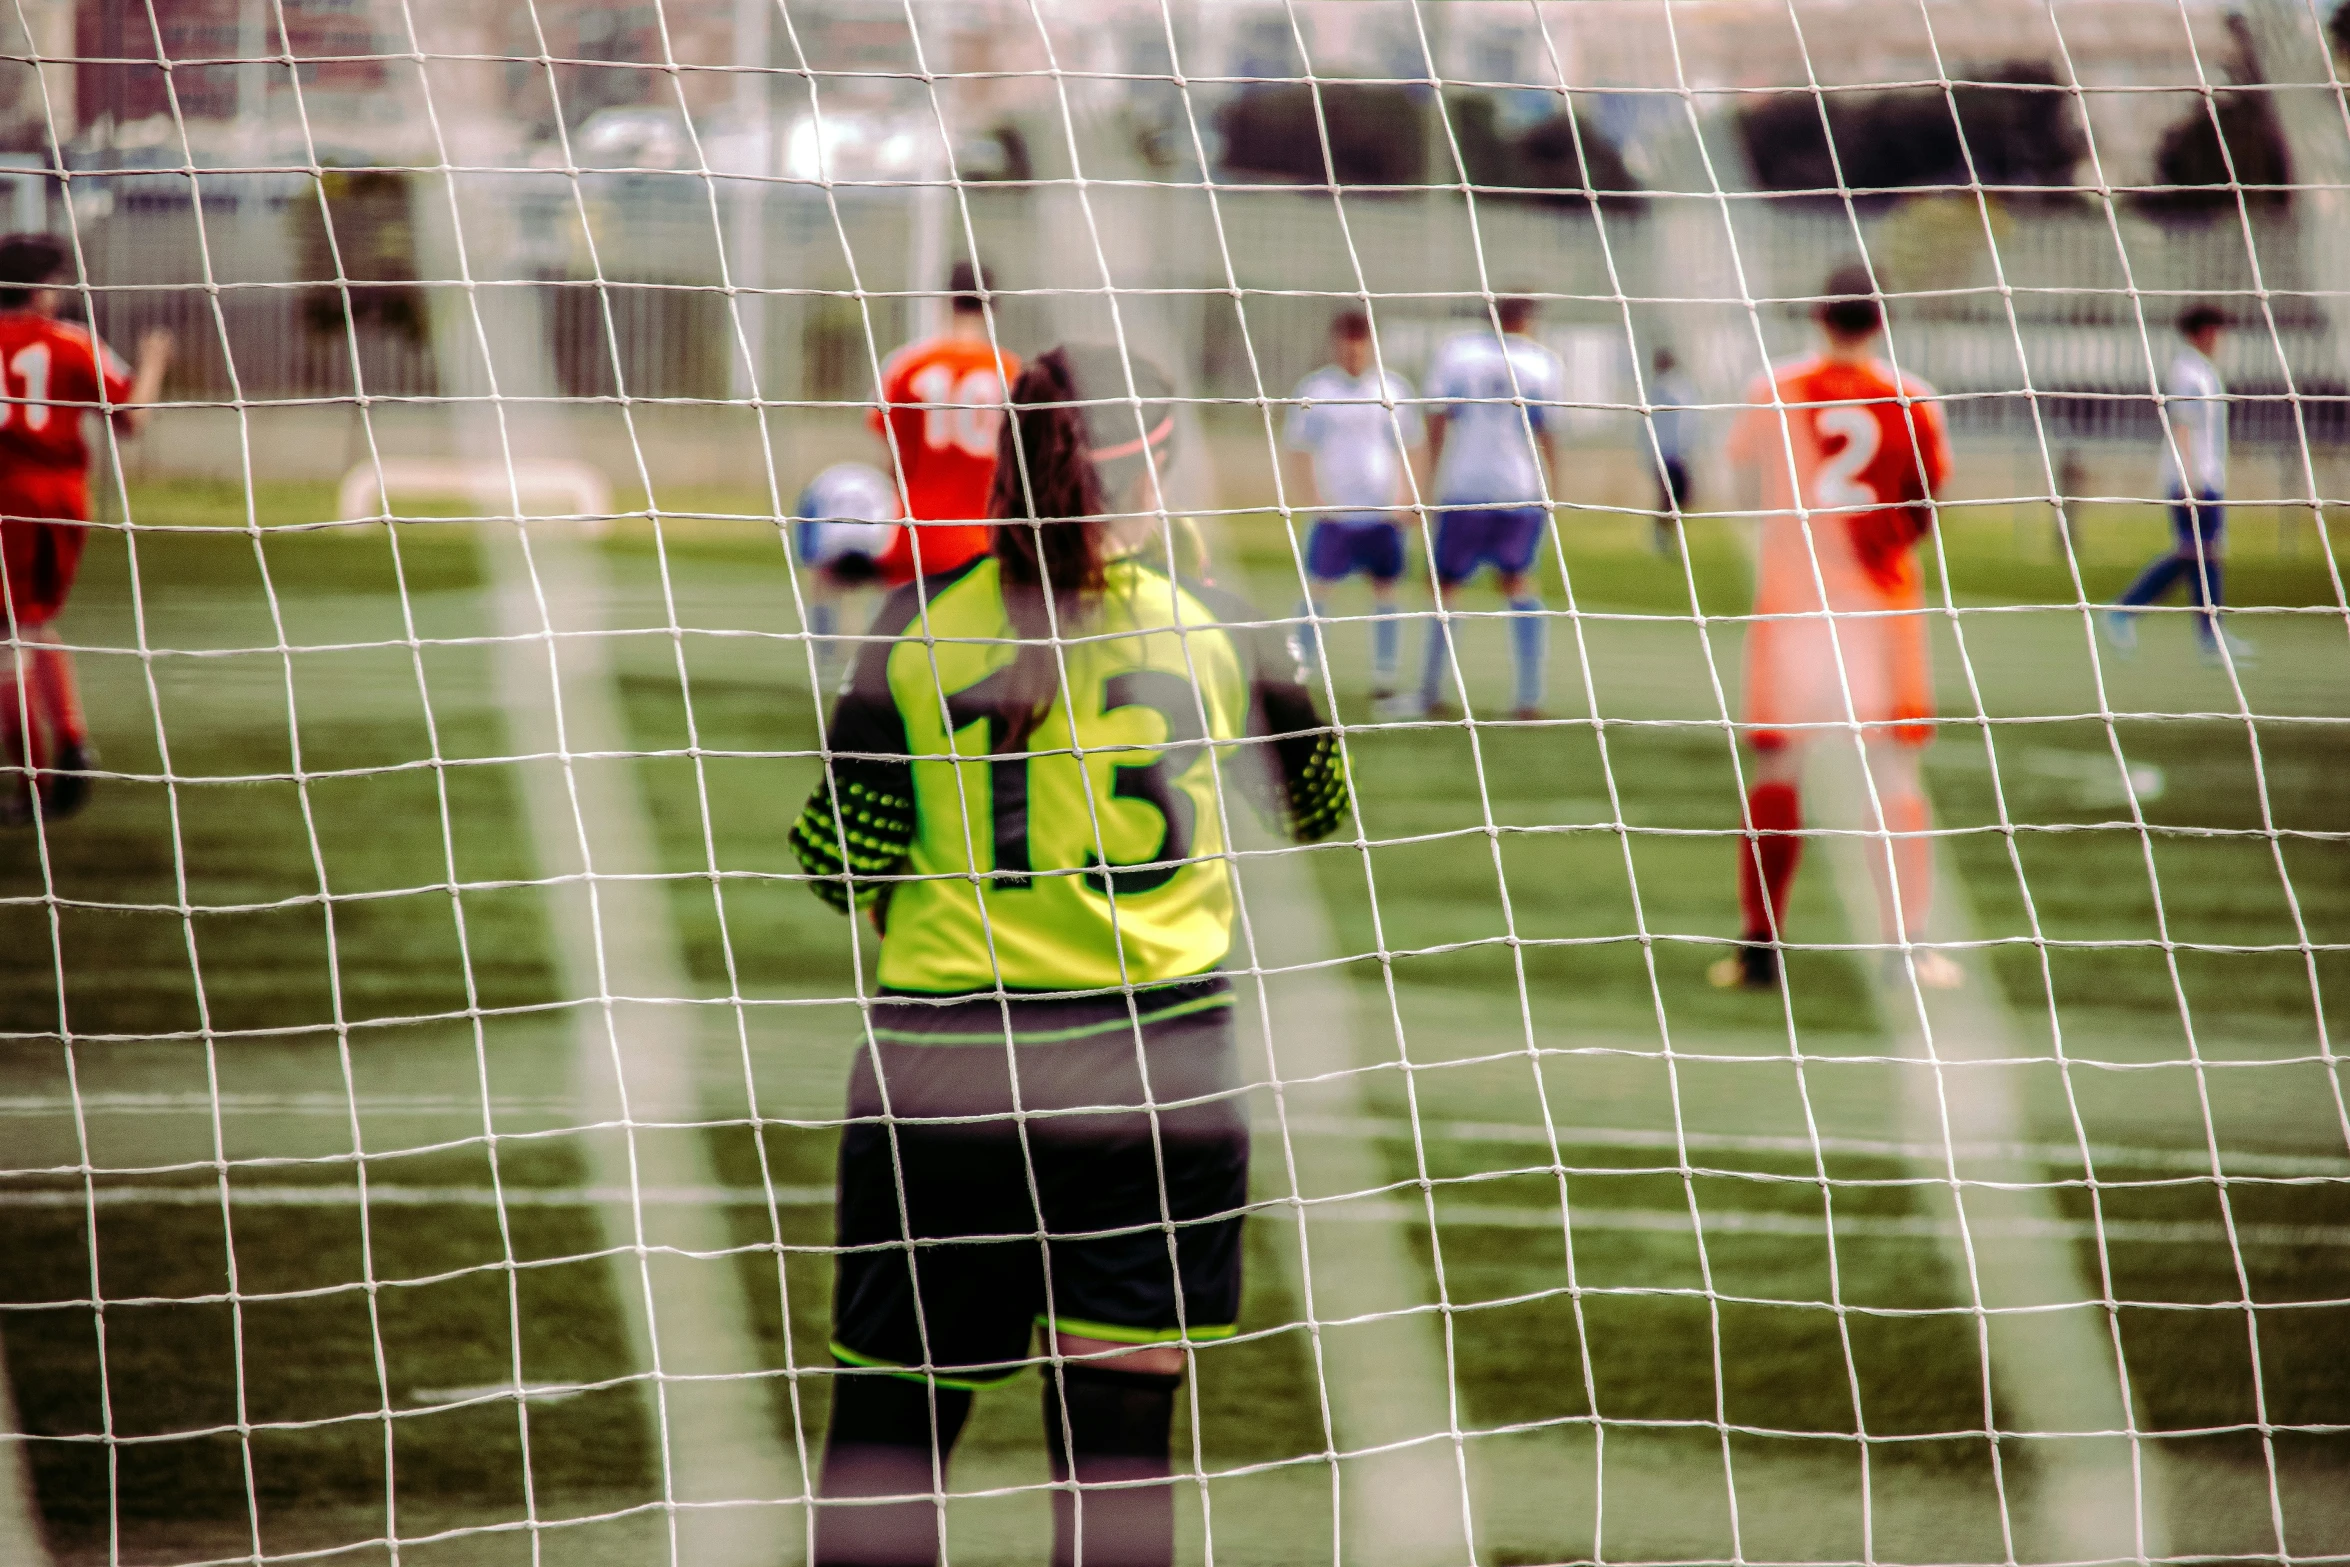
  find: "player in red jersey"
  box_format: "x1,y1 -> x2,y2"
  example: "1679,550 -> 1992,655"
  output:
868,260 -> 1021,587
1716,264 -> 1958,992
0,233 -> 172,823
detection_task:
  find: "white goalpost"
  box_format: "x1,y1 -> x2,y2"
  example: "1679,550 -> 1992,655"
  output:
0,2 -> 2345,1565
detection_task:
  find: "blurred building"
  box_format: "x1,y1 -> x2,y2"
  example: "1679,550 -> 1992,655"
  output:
1,0 -> 2266,191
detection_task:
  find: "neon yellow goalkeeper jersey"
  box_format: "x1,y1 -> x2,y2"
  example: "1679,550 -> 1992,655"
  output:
790,552 -> 1350,996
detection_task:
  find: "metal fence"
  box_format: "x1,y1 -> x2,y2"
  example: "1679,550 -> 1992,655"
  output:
63,176 -> 2348,447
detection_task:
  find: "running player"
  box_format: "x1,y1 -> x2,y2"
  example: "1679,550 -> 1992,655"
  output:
1283,308 -> 1425,702
1408,296 -> 1562,720
2103,303 -> 2250,665
790,345 -> 1348,1567
791,459 -> 901,686
0,233 -> 171,823
1715,264 -> 1958,991
868,258 -> 1020,588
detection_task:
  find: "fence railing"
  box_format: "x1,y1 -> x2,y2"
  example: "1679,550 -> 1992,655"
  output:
65,180 -> 2344,448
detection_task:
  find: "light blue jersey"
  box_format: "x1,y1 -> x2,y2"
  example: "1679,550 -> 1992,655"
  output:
1284,364 -> 1423,515
1426,329 -> 1564,506
1648,369 -> 1698,461
2158,345 -> 2227,496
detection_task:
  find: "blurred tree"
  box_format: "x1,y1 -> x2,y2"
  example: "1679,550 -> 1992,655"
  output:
1442,92 -> 1515,193
2142,90 -> 2294,216
1740,62 -> 2082,199
1215,82 -> 1428,187
1511,109 -> 1643,209
1952,65 -> 2086,189
1739,92 -> 1842,193
292,168 -> 425,344
1426,90 -> 1643,208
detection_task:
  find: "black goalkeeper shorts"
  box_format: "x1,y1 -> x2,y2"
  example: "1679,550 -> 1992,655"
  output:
829,977 -> 1249,1387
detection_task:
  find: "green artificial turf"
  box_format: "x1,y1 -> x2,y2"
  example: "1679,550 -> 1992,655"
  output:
1,476 -> 2343,1562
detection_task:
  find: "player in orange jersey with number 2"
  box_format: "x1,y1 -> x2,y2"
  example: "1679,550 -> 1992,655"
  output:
1715,264 -> 1958,993
868,259 -> 1021,588
0,233 -> 171,824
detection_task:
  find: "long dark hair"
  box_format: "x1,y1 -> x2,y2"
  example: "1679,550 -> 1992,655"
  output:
988,344 -> 1176,750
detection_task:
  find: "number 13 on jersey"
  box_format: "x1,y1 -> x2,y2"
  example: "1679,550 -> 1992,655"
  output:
943,663 -> 1213,899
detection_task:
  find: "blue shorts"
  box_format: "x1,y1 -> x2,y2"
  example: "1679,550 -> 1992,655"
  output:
1306,515 -> 1405,584
1434,505 -> 1547,586
2168,489 -> 2225,551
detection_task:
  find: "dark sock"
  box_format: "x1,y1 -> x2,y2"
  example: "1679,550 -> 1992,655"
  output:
2191,558 -> 2225,642
813,1372 -> 974,1567
1043,1362 -> 1181,1567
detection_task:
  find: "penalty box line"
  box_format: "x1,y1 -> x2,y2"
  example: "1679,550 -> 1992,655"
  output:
410,128 -> 797,1558
2,1181 -> 2338,1254
1818,753 -> 2177,1565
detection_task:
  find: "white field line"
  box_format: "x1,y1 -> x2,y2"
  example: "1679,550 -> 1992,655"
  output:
0,1182 -> 2338,1253
479,511 -> 798,1562
1819,753 -> 2176,1564
410,146 -> 795,1560
11,1096 -> 2337,1180
1235,841 -> 1480,1565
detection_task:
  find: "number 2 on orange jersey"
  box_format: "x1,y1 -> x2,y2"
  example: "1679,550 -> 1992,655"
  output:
1812,404 -> 1881,510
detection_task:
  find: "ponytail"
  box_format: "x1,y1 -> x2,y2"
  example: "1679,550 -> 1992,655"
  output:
990,349 -> 1113,751
987,344 -> 1179,752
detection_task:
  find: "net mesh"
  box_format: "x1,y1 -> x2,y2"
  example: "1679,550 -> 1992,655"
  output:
1,1 -> 2346,1563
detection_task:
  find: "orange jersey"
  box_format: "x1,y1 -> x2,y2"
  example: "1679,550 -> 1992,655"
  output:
1725,356 -> 1952,746
1727,354 -> 1950,611
0,311 -> 135,625
868,334 -> 1020,584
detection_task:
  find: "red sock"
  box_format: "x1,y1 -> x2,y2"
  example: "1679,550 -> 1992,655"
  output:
1737,782 -> 1803,942
0,673 -> 27,772
30,638 -> 84,749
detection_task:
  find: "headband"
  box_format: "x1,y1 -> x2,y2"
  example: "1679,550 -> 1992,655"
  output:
1086,412 -> 1176,465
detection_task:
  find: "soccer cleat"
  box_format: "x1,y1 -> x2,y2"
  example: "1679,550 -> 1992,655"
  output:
42,740 -> 97,819
1372,692 -> 1427,722
1708,942 -> 1779,990
2098,608 -> 2137,654
1885,949 -> 1965,990
2198,630 -> 2256,669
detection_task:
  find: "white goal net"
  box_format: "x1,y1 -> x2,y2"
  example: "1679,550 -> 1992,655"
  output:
1,2 -> 2345,1565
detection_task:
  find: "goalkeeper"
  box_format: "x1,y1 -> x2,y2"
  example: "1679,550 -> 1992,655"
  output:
0,233 -> 171,823
790,344 -> 1349,1567
1715,265 -> 1957,992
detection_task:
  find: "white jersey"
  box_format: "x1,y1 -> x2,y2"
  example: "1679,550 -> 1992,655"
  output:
1426,329 -> 1564,506
1283,364 -> 1423,516
2158,345 -> 2227,496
